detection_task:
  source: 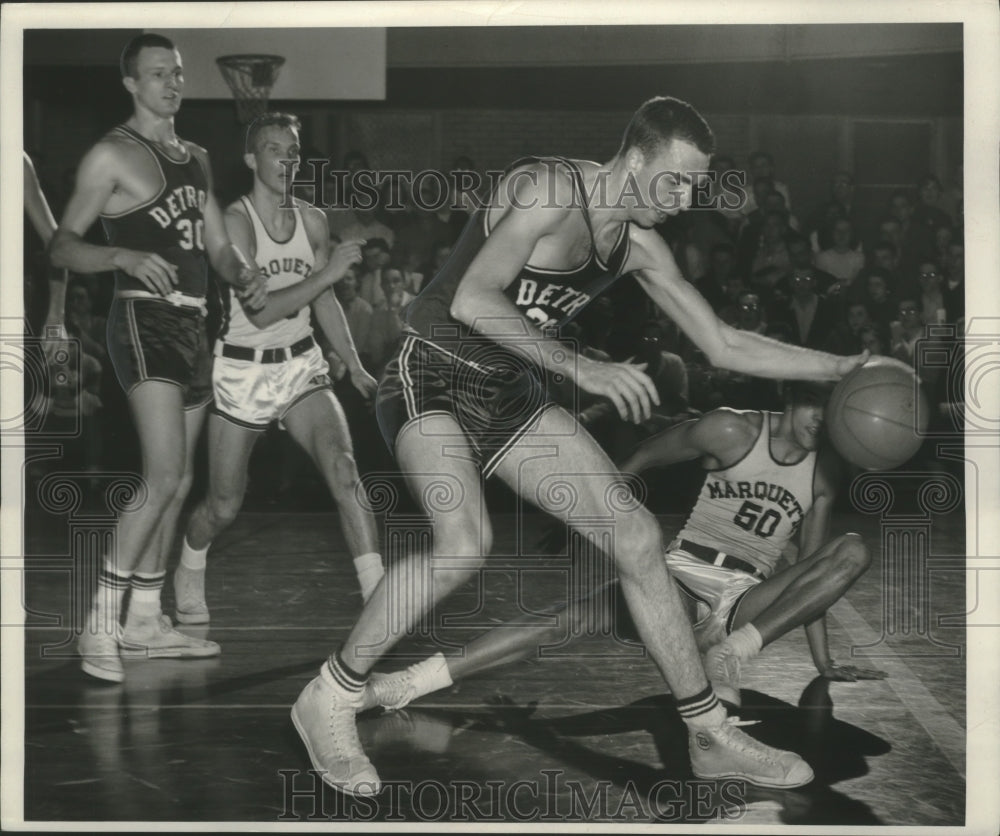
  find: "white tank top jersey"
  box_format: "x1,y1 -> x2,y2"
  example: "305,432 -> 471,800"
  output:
676,411 -> 817,575
221,197 -> 316,350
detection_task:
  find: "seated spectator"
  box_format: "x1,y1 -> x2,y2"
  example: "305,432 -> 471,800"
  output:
857,270 -> 896,343
859,325 -> 886,357
761,189 -> 800,232
914,259 -> 956,325
889,295 -> 925,367
420,241 -> 453,286
366,278 -> 408,375
706,153 -> 745,239
826,300 -> 873,355
378,176 -> 425,270
743,150 -> 792,214
748,211 -> 792,299
777,271 -> 839,350
733,290 -> 768,336
815,217 -> 865,290
857,240 -> 904,294
810,171 -> 863,251
809,201 -> 848,254
887,189 -> 925,274
699,242 -> 739,312
913,174 -> 953,236
735,176 -> 775,262
339,206 -> 395,252
787,233 -> 837,295
325,149 -> 371,238
334,269 -> 374,375
357,238 -> 393,309
944,240 -> 965,322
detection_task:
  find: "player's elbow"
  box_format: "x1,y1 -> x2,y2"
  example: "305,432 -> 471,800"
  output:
449,292 -> 474,326
244,304 -> 275,330
701,323 -> 740,370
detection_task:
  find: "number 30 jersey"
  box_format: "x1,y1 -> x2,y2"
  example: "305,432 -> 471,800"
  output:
676,411 -> 817,576
100,124 -> 209,299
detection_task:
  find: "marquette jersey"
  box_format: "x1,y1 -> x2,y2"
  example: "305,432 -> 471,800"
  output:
404,156 -> 631,355
677,411 -> 817,575
100,125 -> 209,299
218,197 -> 316,349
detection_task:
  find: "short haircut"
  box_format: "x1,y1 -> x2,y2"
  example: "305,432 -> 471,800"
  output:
244,112 -> 301,154
784,379 -> 833,406
364,237 -> 390,254
749,150 -> 774,166
619,96 -> 715,160
120,33 -> 176,79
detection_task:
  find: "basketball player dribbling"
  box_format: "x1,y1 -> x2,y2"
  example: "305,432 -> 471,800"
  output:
172,112 -> 385,625
366,381 -> 887,715
291,96 -> 869,795
50,33 -> 268,683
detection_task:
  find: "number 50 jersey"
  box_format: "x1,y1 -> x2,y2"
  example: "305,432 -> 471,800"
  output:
100,124 -> 209,300
676,411 -> 817,577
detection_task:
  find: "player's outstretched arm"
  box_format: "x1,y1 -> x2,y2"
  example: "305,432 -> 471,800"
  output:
618,408 -> 750,475
50,142 -> 178,295
450,164 -> 659,424
627,226 -> 867,382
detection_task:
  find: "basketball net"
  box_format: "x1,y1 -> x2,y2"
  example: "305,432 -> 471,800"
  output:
216,54 -> 286,124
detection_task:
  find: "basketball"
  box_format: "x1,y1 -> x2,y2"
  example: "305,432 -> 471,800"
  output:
826,357 -> 929,470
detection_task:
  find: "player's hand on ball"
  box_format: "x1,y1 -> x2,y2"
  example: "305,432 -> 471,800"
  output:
576,356 -> 659,424
822,661 -> 888,681
114,249 -> 178,295
350,366 -> 379,400
834,349 -> 871,378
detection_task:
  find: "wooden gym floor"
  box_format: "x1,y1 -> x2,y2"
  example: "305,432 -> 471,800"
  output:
17,497 -> 967,826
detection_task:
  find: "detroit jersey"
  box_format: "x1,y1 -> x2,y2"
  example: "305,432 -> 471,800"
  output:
404,156 -> 631,350
219,197 -> 315,349
676,412 -> 817,576
99,125 -> 209,299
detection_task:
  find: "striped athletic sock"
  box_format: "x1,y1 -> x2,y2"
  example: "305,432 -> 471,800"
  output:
325,649 -> 368,695
676,683 -> 727,729
93,561 -> 131,631
130,571 -> 166,618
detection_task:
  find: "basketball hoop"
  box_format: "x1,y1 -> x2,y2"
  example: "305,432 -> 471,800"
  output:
216,54 -> 286,124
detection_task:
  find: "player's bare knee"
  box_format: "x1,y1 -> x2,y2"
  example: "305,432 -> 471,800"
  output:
143,467 -> 185,507
207,492 -> 243,530
611,514 -> 663,581
830,533 -> 870,579
329,449 -> 361,497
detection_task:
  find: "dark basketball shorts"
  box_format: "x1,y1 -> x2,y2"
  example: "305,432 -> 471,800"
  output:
107,297 -> 212,409
376,333 -> 558,478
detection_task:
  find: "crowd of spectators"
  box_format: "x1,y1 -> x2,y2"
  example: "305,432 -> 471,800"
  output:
24,144 -> 966,503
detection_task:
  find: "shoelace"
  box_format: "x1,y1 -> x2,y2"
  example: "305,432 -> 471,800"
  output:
328,695 -> 367,759
377,669 -> 415,709
717,717 -> 779,765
